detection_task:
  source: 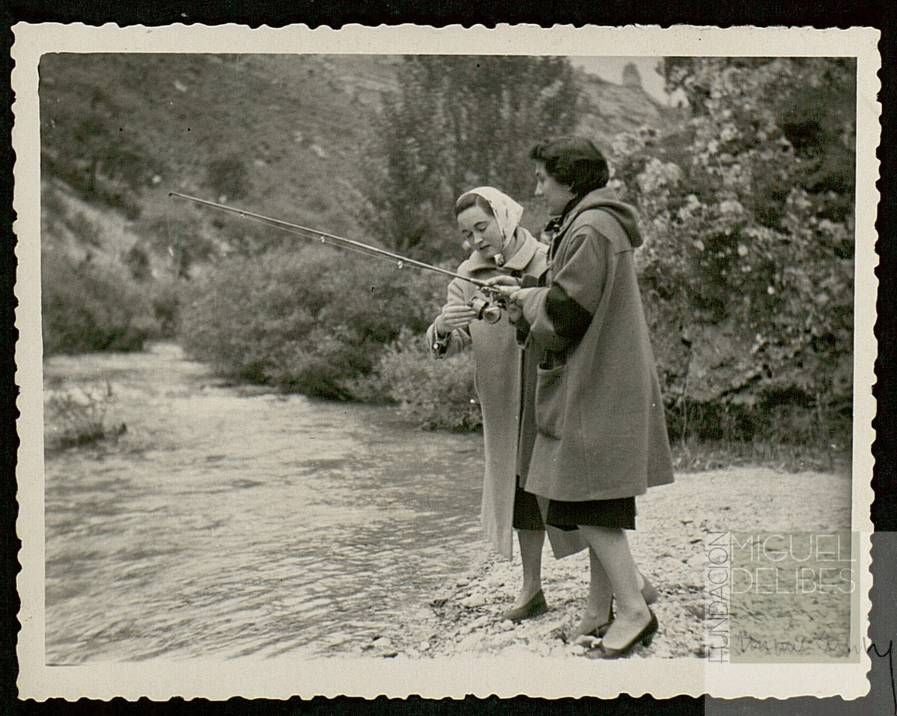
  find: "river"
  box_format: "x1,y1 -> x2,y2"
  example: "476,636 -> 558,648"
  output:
42,342 -> 486,663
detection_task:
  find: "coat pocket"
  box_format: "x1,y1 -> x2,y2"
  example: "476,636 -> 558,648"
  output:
535,363 -> 567,438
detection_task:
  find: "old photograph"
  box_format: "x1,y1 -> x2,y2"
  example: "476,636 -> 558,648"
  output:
13,24 -> 879,700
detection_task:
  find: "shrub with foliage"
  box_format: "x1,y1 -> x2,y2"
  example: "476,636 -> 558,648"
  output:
350,328 -> 482,431
132,213 -> 219,279
44,380 -> 126,450
611,58 -> 855,446
147,277 -> 186,337
178,245 -> 447,399
42,251 -> 157,355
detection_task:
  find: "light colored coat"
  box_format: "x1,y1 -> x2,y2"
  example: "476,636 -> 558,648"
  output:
427,228 -> 585,559
515,189 -> 675,502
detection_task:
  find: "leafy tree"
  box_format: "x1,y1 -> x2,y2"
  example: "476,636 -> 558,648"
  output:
360,56 -> 579,260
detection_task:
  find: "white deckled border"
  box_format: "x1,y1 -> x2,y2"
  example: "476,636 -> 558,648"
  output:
13,22 -> 881,701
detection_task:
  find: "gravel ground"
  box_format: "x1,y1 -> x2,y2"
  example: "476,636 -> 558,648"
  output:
359,466 -> 853,660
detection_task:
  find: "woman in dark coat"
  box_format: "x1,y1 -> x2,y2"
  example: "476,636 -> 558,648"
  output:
490,137 -> 674,658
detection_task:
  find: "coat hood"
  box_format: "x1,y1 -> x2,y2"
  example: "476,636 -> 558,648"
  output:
559,187 -> 643,249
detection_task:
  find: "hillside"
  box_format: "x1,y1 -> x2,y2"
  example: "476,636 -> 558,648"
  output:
40,54 -> 386,238
39,54 -> 673,260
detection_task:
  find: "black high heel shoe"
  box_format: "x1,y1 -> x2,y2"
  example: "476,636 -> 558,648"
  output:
586,609 -> 658,660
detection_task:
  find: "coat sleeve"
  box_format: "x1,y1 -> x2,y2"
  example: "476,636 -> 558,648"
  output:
426,277 -> 472,358
514,226 -> 612,353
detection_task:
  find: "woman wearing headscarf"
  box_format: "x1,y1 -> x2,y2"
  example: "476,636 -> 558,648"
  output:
427,186 -> 584,621
489,137 -> 674,658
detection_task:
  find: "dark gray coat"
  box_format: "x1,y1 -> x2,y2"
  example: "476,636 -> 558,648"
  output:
516,189 -> 675,502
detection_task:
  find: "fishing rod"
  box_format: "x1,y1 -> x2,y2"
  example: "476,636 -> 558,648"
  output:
168,191 -> 506,323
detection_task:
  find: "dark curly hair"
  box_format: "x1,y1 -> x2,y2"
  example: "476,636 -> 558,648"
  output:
529,136 -> 610,199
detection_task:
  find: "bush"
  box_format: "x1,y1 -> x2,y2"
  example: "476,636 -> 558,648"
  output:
44,380 -> 126,450
178,245 -> 447,399
611,58 -> 854,449
133,214 -> 218,279
41,251 -> 157,355
351,328 -> 482,431
148,277 -> 185,337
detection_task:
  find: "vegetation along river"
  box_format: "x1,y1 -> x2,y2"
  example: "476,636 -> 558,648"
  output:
42,342 -> 485,663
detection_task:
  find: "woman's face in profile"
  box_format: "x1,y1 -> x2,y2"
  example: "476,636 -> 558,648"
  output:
534,161 -> 575,216
457,205 -> 503,259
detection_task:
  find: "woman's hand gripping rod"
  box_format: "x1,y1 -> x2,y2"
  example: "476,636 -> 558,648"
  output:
169,192 -> 509,324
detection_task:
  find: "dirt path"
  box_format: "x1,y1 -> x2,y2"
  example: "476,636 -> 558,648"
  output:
359,466 -> 853,660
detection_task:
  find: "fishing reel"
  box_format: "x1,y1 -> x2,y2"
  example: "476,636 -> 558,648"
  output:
467,293 -> 505,325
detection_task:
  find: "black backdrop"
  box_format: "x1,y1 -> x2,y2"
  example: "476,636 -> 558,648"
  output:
1,2 -> 894,714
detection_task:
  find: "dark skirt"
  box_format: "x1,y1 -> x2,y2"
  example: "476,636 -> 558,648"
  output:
512,482 -> 636,532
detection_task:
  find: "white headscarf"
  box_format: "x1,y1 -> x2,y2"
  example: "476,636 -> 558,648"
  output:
457,186 -> 524,245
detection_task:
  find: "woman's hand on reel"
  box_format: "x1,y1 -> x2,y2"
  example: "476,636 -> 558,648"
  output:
435,304 -> 478,334
484,276 -> 525,324
484,275 -> 522,298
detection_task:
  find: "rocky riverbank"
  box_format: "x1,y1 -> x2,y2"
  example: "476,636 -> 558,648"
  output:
359,466 -> 852,660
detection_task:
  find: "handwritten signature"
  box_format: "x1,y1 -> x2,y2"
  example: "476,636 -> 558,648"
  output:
867,639 -> 896,715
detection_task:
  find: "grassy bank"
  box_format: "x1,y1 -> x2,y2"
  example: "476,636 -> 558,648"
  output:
669,439 -> 849,475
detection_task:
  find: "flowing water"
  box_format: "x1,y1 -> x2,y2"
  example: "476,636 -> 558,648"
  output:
42,343 -> 486,663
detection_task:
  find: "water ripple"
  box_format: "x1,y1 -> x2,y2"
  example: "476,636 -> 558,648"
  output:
44,343 -> 486,662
